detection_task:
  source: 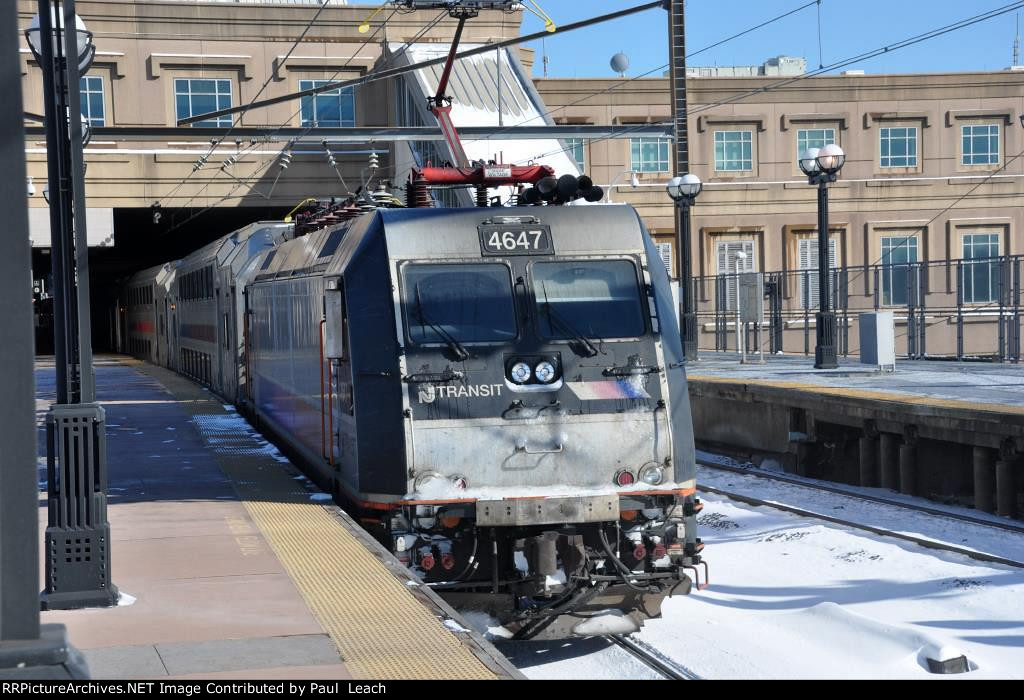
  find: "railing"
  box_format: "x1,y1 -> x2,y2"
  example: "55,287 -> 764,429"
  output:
691,255 -> 1024,362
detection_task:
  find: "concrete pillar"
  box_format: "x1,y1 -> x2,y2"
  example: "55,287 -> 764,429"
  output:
972,446 -> 996,514
859,435 -> 879,487
899,441 -> 917,496
996,459 -> 1017,518
880,433 -> 899,491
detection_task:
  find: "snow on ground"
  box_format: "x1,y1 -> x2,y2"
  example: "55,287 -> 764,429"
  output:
633,493 -> 1024,679
696,457 -> 1024,563
492,485 -> 1024,679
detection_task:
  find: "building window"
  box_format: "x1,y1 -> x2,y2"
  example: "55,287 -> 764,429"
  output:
565,137 -> 585,171
962,124 -> 1000,166
80,75 -> 105,127
961,233 -> 1000,303
714,130 -> 753,172
797,237 -> 838,309
716,240 -> 755,310
879,126 -> 918,168
797,128 -> 835,160
630,137 -> 670,173
299,79 -> 355,128
880,235 -> 919,306
656,242 -> 673,277
174,79 -> 232,128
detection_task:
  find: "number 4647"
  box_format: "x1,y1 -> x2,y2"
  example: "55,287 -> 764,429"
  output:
489,230 -> 543,250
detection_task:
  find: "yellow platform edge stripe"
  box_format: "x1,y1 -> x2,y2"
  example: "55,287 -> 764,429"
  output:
688,373 -> 1024,418
134,361 -> 498,681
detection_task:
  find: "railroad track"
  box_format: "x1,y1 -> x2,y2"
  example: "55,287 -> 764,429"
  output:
697,457 -> 1024,536
606,634 -> 702,680
696,463 -> 1024,570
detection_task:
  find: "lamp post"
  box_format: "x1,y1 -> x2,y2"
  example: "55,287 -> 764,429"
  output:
26,0 -> 117,611
798,143 -> 846,370
0,0 -> 87,680
667,173 -> 702,361
606,169 -> 639,203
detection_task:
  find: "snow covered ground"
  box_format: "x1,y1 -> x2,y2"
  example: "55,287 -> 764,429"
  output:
492,479 -> 1024,679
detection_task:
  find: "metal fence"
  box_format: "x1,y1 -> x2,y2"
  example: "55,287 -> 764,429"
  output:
692,255 -> 1024,362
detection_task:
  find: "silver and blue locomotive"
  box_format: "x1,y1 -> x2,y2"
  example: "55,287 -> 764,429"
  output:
125,203 -> 706,638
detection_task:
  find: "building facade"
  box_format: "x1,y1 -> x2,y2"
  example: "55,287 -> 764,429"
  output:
536,70 -> 1024,358
18,0 -> 528,248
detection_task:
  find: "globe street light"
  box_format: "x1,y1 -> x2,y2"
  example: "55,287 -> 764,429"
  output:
25,8 -> 95,73
799,143 -> 846,369
666,173 -> 702,361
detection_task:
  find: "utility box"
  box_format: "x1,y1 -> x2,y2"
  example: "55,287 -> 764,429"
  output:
738,272 -> 764,323
859,311 -> 896,370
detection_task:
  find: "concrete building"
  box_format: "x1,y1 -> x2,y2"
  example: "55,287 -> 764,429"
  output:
536,69 -> 1024,358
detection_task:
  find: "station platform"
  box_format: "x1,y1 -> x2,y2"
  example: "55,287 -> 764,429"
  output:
35,356 -> 521,681
688,352 -> 1024,415
685,353 -> 1024,518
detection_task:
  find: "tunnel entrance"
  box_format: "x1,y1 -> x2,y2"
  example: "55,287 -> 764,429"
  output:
31,205 -> 291,354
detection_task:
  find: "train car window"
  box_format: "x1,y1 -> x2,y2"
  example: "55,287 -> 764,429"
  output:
402,263 -> 517,344
532,260 -> 647,340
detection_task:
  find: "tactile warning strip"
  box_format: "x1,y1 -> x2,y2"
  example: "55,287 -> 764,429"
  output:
689,374 -> 1024,417
138,363 -> 497,680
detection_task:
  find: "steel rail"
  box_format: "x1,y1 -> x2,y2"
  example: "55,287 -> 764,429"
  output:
607,634 -> 702,680
697,459 -> 1024,536
698,483 -> 1024,570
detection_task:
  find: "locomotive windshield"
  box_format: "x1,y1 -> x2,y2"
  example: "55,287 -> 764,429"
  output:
403,263 -> 517,344
532,260 -> 647,340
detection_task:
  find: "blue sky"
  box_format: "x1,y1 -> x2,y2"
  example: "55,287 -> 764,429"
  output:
520,0 -> 1024,78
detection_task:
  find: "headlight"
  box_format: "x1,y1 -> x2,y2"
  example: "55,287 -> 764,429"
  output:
534,361 -> 557,384
450,475 -> 468,490
414,471 -> 444,491
640,464 -> 665,486
510,362 -> 532,384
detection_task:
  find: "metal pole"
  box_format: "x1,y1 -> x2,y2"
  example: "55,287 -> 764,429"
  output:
0,0 -> 85,678
0,2 -> 41,645
814,180 -> 838,368
735,261 -> 744,363
679,199 -> 698,360
37,0 -> 71,404
668,0 -> 696,362
63,0 -> 95,403
36,0 -> 117,611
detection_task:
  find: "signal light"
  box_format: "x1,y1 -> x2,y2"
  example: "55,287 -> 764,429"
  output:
441,553 -> 456,571
420,552 -> 436,571
440,514 -> 461,529
653,544 -> 667,560
620,509 -> 638,522
633,543 -> 647,561
615,470 -> 635,487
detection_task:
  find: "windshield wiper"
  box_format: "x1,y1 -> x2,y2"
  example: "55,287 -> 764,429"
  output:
540,282 -> 600,357
414,284 -> 470,361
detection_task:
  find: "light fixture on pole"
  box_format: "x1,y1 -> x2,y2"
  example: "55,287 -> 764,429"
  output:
606,169 -> 639,203
25,8 -> 95,73
666,173 -> 702,361
798,143 -> 846,369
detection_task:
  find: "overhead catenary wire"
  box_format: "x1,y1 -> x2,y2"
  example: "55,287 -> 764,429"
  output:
522,0 -> 1024,164
464,0 -> 822,145
156,0 -> 335,207
176,0 -> 668,126
165,6 -> 409,233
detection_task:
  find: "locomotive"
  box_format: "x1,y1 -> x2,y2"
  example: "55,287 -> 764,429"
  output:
122,200 -> 706,638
